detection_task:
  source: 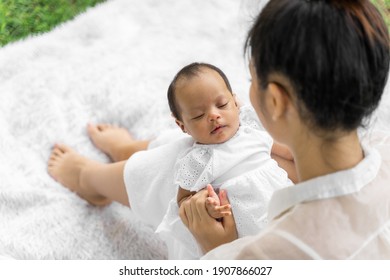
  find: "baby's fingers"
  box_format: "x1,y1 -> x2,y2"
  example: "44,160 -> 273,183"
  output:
207,204 -> 232,219
214,204 -> 231,213
206,197 -> 219,206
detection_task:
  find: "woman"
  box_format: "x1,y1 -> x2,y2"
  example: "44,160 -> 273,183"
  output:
179,0 -> 390,259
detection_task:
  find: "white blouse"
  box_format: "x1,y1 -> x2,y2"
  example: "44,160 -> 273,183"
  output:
203,130 -> 390,259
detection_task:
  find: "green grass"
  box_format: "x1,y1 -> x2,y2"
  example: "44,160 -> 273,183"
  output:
0,0 -> 389,48
373,0 -> 390,27
0,0 -> 106,47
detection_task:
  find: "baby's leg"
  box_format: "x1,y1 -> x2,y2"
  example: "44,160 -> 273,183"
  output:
48,144 -> 129,206
87,124 -> 149,162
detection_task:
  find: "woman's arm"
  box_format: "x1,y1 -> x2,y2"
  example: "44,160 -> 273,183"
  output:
179,188 -> 238,254
177,187 -> 196,207
271,142 -> 298,183
271,142 -> 293,161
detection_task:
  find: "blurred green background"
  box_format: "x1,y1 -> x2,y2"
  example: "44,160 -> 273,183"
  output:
0,0 -> 389,47
0,0 -> 106,46
374,0 -> 390,26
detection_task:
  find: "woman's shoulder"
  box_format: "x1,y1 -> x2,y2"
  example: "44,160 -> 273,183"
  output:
361,129 -> 390,161
373,132 -> 390,171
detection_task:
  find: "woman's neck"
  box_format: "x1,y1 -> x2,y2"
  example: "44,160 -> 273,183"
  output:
293,130 -> 364,182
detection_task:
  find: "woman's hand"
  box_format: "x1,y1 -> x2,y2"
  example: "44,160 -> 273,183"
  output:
179,185 -> 238,254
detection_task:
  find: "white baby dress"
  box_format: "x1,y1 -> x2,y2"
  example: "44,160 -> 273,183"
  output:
156,105 -> 293,259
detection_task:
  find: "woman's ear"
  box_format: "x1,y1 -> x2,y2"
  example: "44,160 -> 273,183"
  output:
266,83 -> 289,121
175,119 -> 187,133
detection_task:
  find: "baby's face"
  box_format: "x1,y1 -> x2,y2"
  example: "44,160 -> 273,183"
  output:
175,68 -> 240,144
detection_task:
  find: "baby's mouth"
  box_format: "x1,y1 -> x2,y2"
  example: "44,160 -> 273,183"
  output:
211,125 -> 226,134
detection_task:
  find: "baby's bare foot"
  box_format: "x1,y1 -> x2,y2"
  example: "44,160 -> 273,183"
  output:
48,144 -> 111,206
87,124 -> 133,161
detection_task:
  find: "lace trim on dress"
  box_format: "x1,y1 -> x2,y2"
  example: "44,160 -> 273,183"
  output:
174,147 -> 213,191
239,105 -> 263,131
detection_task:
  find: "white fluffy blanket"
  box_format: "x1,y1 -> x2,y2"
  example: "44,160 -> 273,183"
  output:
0,0 -> 388,259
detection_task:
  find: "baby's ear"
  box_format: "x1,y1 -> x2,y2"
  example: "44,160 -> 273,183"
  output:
175,119 -> 187,133
233,93 -> 242,107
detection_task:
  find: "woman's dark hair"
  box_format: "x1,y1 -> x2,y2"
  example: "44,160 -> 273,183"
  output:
246,0 -> 389,131
167,62 -> 233,121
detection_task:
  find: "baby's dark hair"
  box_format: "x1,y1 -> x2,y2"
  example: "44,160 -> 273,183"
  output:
167,62 -> 233,121
246,0 -> 389,132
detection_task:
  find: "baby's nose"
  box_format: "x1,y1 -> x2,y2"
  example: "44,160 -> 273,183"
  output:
208,111 -> 221,121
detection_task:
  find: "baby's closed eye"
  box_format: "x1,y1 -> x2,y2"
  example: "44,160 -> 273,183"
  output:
218,102 -> 229,108
192,113 -> 205,120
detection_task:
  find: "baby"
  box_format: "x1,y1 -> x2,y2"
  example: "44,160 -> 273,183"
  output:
156,62 -> 293,259
47,62 -> 294,260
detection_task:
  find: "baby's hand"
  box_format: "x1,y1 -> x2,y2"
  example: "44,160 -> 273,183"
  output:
205,184 -> 232,219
